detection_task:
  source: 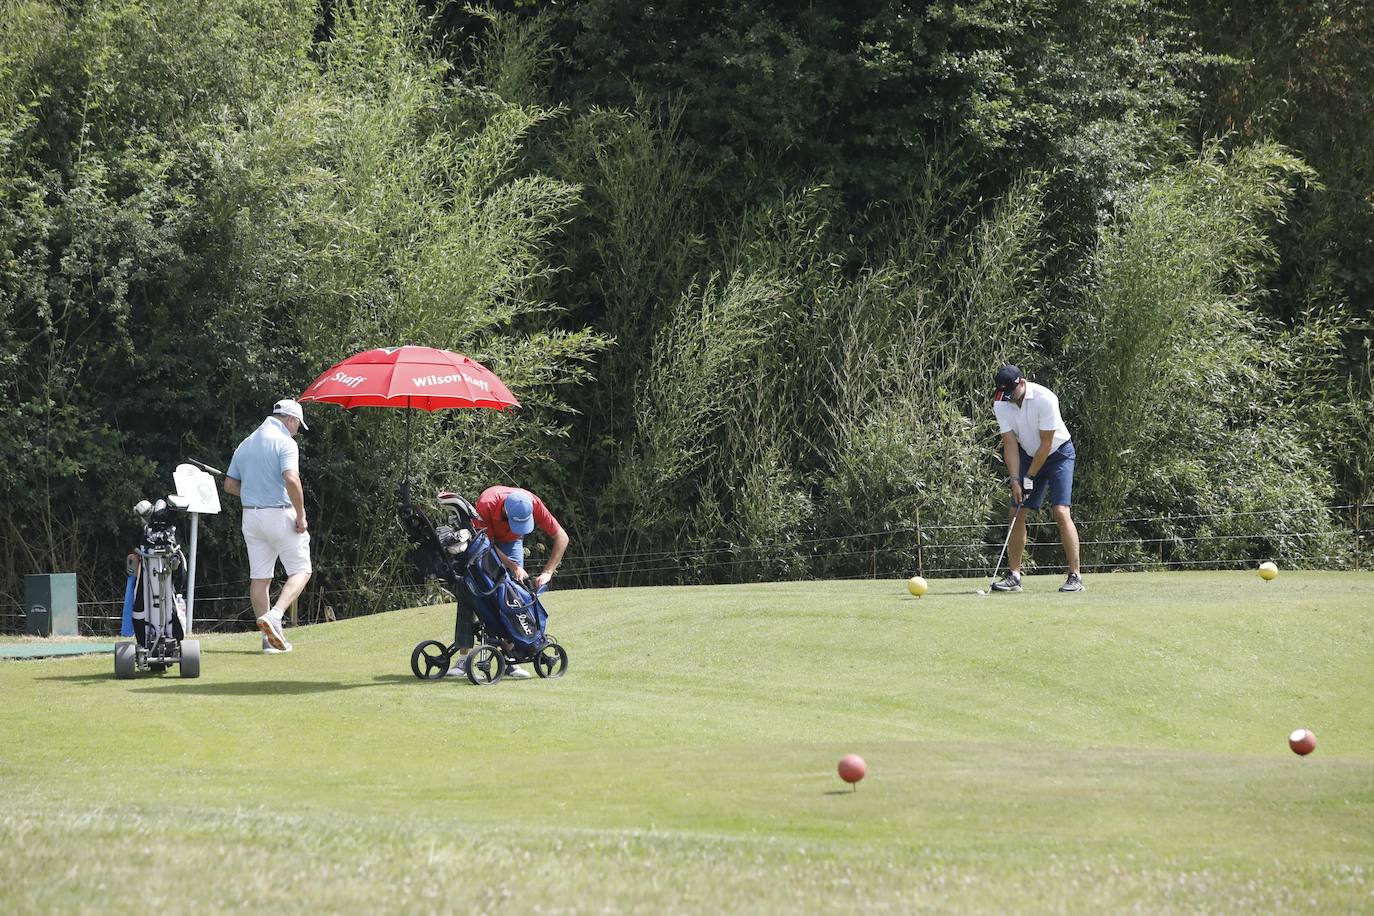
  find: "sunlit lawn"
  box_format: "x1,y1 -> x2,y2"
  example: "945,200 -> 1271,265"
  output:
2,571 -> 1371,913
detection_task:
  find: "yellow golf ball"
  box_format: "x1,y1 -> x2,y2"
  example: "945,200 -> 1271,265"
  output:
907,575 -> 929,597
1258,561 -> 1278,581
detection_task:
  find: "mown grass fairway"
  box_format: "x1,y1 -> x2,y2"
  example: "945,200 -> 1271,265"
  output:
2,571 -> 1372,913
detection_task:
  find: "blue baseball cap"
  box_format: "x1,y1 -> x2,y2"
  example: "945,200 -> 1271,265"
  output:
503,491 -> 535,535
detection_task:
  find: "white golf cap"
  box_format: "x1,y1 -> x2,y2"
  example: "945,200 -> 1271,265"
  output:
273,398 -> 309,430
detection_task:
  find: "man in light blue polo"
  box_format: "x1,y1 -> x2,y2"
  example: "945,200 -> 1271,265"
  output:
224,399 -> 312,652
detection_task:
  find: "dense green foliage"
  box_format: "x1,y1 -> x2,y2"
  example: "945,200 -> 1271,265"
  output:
2,0 -> 1370,617
1,0 -> 605,615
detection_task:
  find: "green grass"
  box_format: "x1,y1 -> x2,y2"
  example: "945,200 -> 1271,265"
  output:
2,571 -> 1372,913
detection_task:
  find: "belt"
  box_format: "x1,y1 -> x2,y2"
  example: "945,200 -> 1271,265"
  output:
244,505 -> 290,509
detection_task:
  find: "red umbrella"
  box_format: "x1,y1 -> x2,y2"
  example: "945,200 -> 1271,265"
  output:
299,345 -> 519,481
301,346 -> 518,409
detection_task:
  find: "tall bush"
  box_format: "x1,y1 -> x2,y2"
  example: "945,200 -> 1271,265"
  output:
206,1 -> 607,612
0,0 -> 314,608
0,0 -> 605,618
1066,141 -> 1351,567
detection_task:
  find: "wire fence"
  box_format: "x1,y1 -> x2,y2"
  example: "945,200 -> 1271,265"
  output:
553,503 -> 1372,585
2,504 -> 1370,636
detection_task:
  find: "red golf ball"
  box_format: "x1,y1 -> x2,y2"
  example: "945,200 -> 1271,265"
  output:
838,754 -> 867,784
1289,728 -> 1316,756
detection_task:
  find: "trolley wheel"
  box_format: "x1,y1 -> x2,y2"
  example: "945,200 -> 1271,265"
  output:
465,645 -> 505,686
411,640 -> 452,680
114,642 -> 136,680
533,642 -> 568,679
179,639 -> 201,678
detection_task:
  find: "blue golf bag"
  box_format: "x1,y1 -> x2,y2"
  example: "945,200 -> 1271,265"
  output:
460,530 -> 549,655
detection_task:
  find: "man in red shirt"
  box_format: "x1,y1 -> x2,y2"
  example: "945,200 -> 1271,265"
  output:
449,486 -> 569,680
473,486 -> 569,591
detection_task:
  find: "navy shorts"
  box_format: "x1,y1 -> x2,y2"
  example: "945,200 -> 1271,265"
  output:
1014,440 -> 1076,509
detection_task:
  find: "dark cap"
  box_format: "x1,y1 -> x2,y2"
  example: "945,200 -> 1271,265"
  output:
993,365 -> 1023,398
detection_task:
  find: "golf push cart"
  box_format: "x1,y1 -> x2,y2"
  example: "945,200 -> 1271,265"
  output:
115,495 -> 201,679
400,486 -> 568,686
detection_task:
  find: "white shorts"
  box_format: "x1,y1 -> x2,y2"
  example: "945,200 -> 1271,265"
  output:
242,507 -> 312,579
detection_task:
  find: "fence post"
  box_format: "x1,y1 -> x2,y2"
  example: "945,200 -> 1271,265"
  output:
1357,505 -> 1363,572
915,508 -> 924,578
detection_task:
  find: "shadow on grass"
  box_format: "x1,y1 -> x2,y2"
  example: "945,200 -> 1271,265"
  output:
38,673 -> 430,693
128,674 -> 434,694
39,673 -> 111,684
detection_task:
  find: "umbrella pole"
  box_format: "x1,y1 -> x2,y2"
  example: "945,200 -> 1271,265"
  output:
404,397 -> 413,490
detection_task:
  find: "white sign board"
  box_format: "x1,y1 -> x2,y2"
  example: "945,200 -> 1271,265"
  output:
173,464 -> 222,514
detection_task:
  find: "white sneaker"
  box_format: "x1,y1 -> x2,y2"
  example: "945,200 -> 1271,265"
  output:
264,641 -> 293,654
258,611 -> 288,651
505,664 -> 532,680
445,661 -> 467,677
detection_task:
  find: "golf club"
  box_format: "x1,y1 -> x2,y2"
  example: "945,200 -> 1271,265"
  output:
977,501 -> 1025,595
188,457 -> 225,478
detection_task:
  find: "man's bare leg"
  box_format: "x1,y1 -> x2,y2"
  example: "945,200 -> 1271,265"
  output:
1050,505 -> 1080,574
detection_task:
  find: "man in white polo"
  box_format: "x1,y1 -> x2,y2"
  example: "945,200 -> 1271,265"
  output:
224,398 -> 312,652
991,364 -> 1083,593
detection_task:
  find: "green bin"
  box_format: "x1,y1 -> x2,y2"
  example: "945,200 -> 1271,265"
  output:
24,574 -> 78,637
